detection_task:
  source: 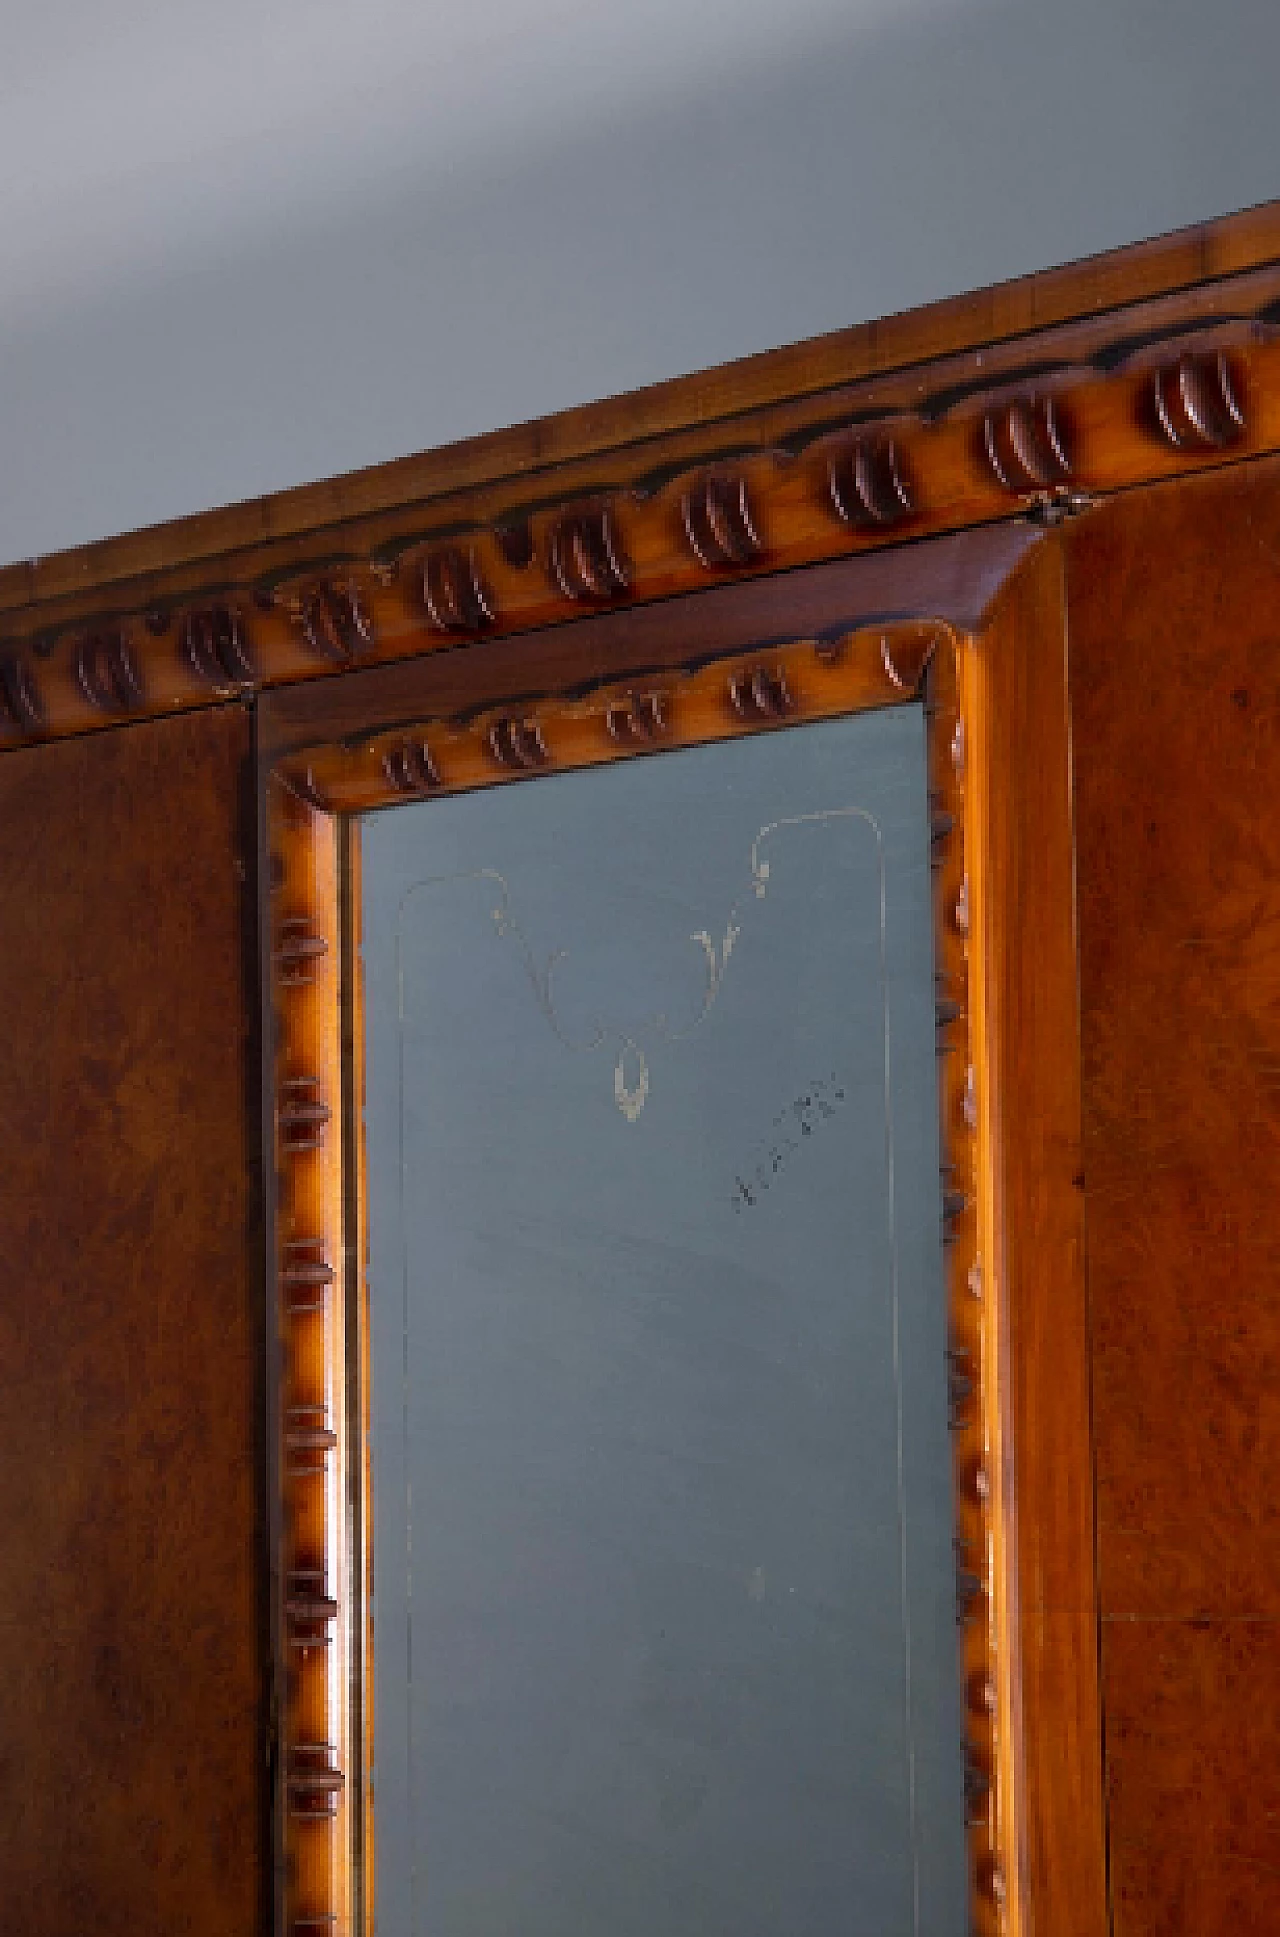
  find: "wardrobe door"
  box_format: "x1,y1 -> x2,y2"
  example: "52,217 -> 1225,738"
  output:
0,706 -> 266,1936
260,529 -> 1109,1937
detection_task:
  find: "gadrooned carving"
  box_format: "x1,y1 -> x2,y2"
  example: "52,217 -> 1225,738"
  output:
0,652 -> 44,733
285,1569 -> 340,1651
4,314 -> 1279,751
487,716 -> 548,771
981,391 -> 1073,493
278,1075 -> 331,1151
1153,349 -> 1246,450
827,429 -> 915,529
681,471 -> 764,569
280,1237 -> 335,1313
420,544 -> 495,634
284,1403 -> 337,1477
180,605 -> 255,687
383,738 -> 442,796
547,502 -> 631,602
273,919 -> 329,987
727,665 -> 792,721
296,581 -> 375,662
74,628 -> 143,713
605,691 -> 669,744
287,1743 -> 344,1821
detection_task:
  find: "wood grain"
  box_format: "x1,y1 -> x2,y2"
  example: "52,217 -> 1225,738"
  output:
1069,458 -> 1280,1622
1103,1619 -> 1280,1933
1069,456 -> 1280,1935
0,707 -> 265,1935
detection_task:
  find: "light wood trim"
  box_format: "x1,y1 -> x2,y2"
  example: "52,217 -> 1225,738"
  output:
269,785 -> 354,1937
968,540 -> 1109,1937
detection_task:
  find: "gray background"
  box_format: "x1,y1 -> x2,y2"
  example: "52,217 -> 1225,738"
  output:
3,0 -> 1280,566
362,707 -> 965,1936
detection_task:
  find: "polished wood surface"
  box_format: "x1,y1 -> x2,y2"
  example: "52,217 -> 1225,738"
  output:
268,784 -> 352,1937
257,527 -> 1038,762
4,200 -> 1280,616
6,202 -> 1280,1933
10,213 -> 1280,754
264,523 -> 1107,1934
0,706 -> 265,1933
1068,457 -> 1280,1932
6,286 -> 1280,752
966,539 -> 1109,1937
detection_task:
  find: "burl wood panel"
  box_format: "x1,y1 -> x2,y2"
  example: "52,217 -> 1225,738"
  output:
0,707 -> 265,1934
1068,458 -> 1280,1933
1102,1620 -> 1280,1932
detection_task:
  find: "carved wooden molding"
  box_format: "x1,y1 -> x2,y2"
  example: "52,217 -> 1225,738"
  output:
265,611 -> 1016,1936
926,638 -> 1011,1931
276,620 -> 943,813
270,791 -> 351,1937
3,305 -> 1280,749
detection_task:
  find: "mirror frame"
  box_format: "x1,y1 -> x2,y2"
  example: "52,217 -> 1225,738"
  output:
260,522 -> 1089,1937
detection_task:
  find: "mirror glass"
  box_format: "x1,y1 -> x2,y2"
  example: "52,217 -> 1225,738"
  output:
361,702 -> 967,1936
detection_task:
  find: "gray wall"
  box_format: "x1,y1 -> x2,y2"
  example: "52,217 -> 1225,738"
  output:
3,0 -> 1280,566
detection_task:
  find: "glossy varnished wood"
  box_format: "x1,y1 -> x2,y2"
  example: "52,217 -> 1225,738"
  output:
257,527 -> 1039,762
1068,459 -> 1280,1628
269,785 -> 352,1937
265,602 -> 1025,1934
0,708 -> 265,1935
1068,459 -> 1280,1932
263,521 -> 1108,1934
9,226 -> 1280,750
4,200 -> 1280,617
11,200 -> 1280,1934
966,539 -> 1109,1937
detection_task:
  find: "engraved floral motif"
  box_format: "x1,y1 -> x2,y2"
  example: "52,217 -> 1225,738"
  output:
408,806 -> 879,1120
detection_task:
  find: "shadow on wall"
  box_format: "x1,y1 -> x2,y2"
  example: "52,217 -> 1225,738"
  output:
3,0 -> 1280,563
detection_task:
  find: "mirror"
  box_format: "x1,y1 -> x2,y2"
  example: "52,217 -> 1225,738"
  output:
359,703 -> 967,1935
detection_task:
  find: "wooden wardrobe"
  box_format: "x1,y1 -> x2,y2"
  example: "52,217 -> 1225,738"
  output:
3,203 -> 1279,1937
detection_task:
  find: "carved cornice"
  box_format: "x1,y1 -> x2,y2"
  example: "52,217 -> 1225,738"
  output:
3,308 -> 1280,748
